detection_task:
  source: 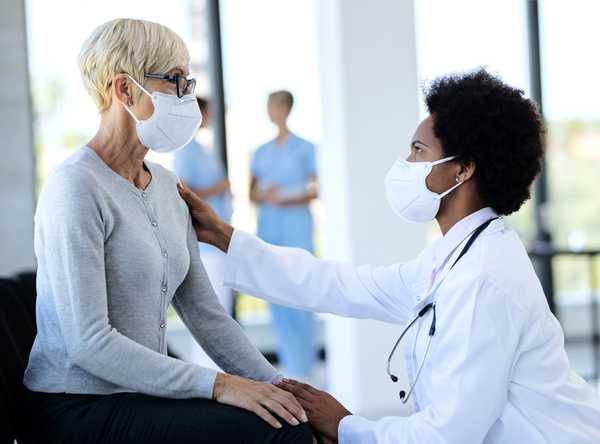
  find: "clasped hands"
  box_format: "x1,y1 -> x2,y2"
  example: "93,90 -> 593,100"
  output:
275,379 -> 352,443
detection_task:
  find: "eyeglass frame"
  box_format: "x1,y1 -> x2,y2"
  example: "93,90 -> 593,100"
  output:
143,73 -> 196,98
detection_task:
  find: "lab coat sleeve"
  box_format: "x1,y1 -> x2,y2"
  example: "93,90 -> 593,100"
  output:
338,274 -> 524,444
223,229 -> 414,324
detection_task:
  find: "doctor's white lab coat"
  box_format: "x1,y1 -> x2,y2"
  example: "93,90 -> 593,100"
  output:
223,218 -> 600,444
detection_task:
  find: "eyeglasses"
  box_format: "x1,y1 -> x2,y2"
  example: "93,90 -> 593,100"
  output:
144,73 -> 196,98
386,302 -> 436,404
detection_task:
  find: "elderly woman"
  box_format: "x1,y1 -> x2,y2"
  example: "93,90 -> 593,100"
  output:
179,68 -> 600,444
21,18 -> 311,444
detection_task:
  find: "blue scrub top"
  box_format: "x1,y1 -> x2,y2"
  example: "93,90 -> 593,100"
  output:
173,139 -> 232,252
251,134 -> 316,253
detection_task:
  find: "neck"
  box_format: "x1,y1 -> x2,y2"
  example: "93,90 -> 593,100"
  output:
86,111 -> 150,189
436,182 -> 487,236
275,124 -> 290,144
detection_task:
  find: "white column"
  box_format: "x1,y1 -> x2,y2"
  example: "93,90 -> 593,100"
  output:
316,0 -> 425,419
0,0 -> 37,275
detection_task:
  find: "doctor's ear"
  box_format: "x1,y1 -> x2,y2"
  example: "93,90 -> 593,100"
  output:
456,158 -> 476,183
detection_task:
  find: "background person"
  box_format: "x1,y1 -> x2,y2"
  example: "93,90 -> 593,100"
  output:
173,97 -> 234,371
20,18 -> 311,444
179,68 -> 600,444
249,90 -> 319,381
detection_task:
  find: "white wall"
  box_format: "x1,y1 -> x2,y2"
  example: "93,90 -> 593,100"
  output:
316,0 -> 427,419
0,0 -> 36,275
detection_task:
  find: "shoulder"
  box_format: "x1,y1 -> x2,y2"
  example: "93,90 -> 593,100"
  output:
255,140 -> 272,155
447,222 -> 539,313
292,135 -> 315,151
251,142 -> 272,167
41,147 -> 109,199
36,147 -> 117,229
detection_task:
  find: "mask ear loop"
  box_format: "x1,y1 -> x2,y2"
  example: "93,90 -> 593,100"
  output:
430,155 -> 457,166
430,155 -> 464,200
122,74 -> 153,123
435,179 -> 463,200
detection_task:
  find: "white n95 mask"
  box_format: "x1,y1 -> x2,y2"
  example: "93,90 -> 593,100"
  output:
123,74 -> 202,153
384,156 -> 462,224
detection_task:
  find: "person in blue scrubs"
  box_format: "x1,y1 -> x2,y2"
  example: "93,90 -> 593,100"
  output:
250,90 -> 318,380
173,97 -> 234,370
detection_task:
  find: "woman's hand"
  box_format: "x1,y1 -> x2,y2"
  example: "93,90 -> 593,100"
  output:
276,379 -> 351,442
177,182 -> 233,252
212,373 -> 308,429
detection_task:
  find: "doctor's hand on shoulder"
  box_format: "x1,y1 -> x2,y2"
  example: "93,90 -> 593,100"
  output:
178,182 -> 233,252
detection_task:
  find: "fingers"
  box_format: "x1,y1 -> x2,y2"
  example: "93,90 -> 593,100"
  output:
286,379 -> 322,395
259,396 -> 302,427
251,403 -> 283,429
177,181 -> 197,205
278,386 -> 307,418
246,384 -> 307,428
177,180 -> 190,197
246,382 -> 308,426
278,379 -> 321,401
277,381 -> 308,399
214,374 -> 309,429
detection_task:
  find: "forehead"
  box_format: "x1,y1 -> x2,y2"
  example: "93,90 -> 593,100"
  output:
412,116 -> 442,148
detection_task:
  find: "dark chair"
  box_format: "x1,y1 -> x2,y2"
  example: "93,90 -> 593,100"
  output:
0,273 -> 37,444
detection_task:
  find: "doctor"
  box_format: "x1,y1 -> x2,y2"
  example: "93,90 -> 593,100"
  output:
178,68 -> 600,443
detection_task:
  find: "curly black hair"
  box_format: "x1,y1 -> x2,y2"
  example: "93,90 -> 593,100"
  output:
423,67 -> 545,216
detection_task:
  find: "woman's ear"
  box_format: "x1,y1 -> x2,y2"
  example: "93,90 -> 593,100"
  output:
457,158 -> 476,183
112,74 -> 133,107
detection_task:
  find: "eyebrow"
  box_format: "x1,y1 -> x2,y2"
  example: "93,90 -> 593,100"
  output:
412,140 -> 429,147
169,67 -> 186,76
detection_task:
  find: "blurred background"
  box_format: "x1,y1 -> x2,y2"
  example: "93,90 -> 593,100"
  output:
2,0 -> 600,420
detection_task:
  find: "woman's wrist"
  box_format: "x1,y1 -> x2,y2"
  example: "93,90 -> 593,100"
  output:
212,372 -> 227,399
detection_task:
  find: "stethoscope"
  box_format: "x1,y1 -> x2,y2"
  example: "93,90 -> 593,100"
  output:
386,217 -> 497,404
386,301 -> 436,404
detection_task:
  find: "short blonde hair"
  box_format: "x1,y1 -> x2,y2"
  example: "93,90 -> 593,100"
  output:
78,18 -> 190,113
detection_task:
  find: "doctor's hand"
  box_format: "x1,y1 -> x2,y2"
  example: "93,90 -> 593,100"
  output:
276,379 -> 352,442
177,182 -> 233,252
213,373 -> 308,429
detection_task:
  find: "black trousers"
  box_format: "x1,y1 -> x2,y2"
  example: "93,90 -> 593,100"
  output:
20,388 -> 313,444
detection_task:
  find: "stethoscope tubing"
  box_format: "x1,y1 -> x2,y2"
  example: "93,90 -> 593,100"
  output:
387,302 -> 436,404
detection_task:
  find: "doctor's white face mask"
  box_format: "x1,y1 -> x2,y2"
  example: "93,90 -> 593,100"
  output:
122,74 -> 202,153
384,156 -> 462,224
